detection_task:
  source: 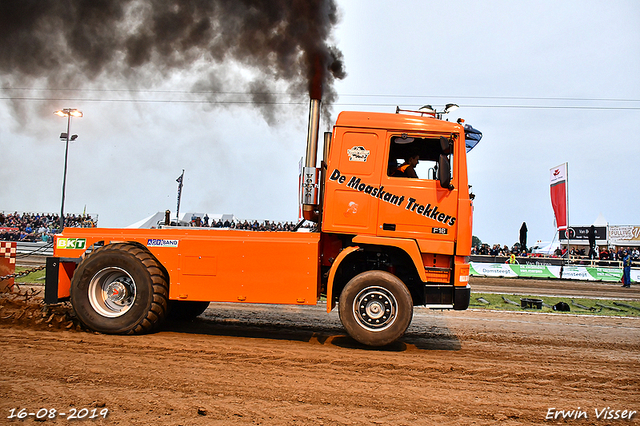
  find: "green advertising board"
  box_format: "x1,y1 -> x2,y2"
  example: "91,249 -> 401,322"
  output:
471,262 -> 632,282
510,264 -> 561,279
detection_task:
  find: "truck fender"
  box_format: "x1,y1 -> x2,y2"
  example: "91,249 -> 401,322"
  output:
352,235 -> 427,282
326,246 -> 360,313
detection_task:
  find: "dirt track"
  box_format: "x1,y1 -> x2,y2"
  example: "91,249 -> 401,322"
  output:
1,279 -> 639,425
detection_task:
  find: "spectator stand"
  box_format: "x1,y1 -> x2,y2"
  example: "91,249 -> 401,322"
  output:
128,211 -> 312,232
0,211 -> 98,243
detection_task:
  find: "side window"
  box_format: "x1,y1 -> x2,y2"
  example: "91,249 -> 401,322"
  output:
387,134 -> 453,180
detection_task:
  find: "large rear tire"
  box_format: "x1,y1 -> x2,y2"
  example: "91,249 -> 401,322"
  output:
338,270 -> 413,346
70,243 -> 169,334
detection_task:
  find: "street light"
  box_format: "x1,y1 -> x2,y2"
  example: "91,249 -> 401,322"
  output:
54,108 -> 83,231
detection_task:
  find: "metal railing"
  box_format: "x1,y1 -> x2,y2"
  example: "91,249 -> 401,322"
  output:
16,242 -> 54,256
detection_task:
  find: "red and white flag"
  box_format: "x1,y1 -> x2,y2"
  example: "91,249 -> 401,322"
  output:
550,163 -> 568,230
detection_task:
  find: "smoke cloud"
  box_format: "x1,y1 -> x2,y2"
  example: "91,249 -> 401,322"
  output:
0,0 -> 346,124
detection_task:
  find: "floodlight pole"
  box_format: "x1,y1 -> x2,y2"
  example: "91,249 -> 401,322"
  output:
55,108 -> 82,231
60,112 -> 71,231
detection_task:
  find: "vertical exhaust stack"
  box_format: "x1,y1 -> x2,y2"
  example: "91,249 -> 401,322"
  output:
305,98 -> 321,169
302,98 -> 321,221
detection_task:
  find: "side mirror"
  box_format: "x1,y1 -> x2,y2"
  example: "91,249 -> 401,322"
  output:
439,136 -> 451,155
439,154 -> 453,190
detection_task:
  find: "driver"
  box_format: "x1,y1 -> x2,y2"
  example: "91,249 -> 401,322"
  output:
394,153 -> 420,178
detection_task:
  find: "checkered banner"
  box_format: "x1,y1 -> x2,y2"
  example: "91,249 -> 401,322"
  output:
0,241 -> 16,264
0,241 -> 17,288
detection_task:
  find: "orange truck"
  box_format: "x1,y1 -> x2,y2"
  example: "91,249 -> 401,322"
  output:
45,99 -> 480,346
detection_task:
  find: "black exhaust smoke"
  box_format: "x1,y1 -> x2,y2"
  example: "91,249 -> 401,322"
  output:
0,0 -> 346,123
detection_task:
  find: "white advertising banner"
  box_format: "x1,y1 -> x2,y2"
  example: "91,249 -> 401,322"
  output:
609,225 -> 640,246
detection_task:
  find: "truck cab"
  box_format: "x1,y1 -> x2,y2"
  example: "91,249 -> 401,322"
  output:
318,110 -> 473,344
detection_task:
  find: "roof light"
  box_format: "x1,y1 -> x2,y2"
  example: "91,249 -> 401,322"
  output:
419,105 -> 435,114
444,103 -> 459,114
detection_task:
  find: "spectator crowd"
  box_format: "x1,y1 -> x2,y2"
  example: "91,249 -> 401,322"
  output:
472,243 -> 528,257
0,211 -> 97,242
597,246 -> 640,261
471,241 -> 639,265
1,211 -> 309,242
212,219 -> 301,232
187,214 -> 307,232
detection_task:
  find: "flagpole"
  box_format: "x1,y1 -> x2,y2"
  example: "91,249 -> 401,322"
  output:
176,169 -> 184,222
565,162 -> 570,258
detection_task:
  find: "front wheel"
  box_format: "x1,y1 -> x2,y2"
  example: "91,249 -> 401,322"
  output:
70,243 -> 169,334
338,270 -> 413,346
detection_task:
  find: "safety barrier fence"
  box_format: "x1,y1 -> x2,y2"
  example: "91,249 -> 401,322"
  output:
470,262 -> 638,283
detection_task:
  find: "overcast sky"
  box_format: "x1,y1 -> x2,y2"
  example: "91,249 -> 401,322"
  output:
1,0 -> 638,247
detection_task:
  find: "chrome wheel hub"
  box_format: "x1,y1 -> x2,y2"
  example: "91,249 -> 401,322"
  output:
106,281 -> 129,303
88,267 -> 137,318
353,286 -> 398,331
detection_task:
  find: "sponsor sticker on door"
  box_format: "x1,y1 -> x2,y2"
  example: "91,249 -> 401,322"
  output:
347,146 -> 370,162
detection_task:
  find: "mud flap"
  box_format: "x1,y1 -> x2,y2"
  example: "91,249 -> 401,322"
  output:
424,285 -> 454,305
44,257 -> 79,304
453,284 -> 470,310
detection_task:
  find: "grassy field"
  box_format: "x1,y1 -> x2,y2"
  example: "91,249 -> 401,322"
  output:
13,266 -> 46,284
470,292 -> 640,317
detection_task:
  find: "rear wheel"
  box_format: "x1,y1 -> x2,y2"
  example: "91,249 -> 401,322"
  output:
338,270 -> 413,346
70,243 -> 169,334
